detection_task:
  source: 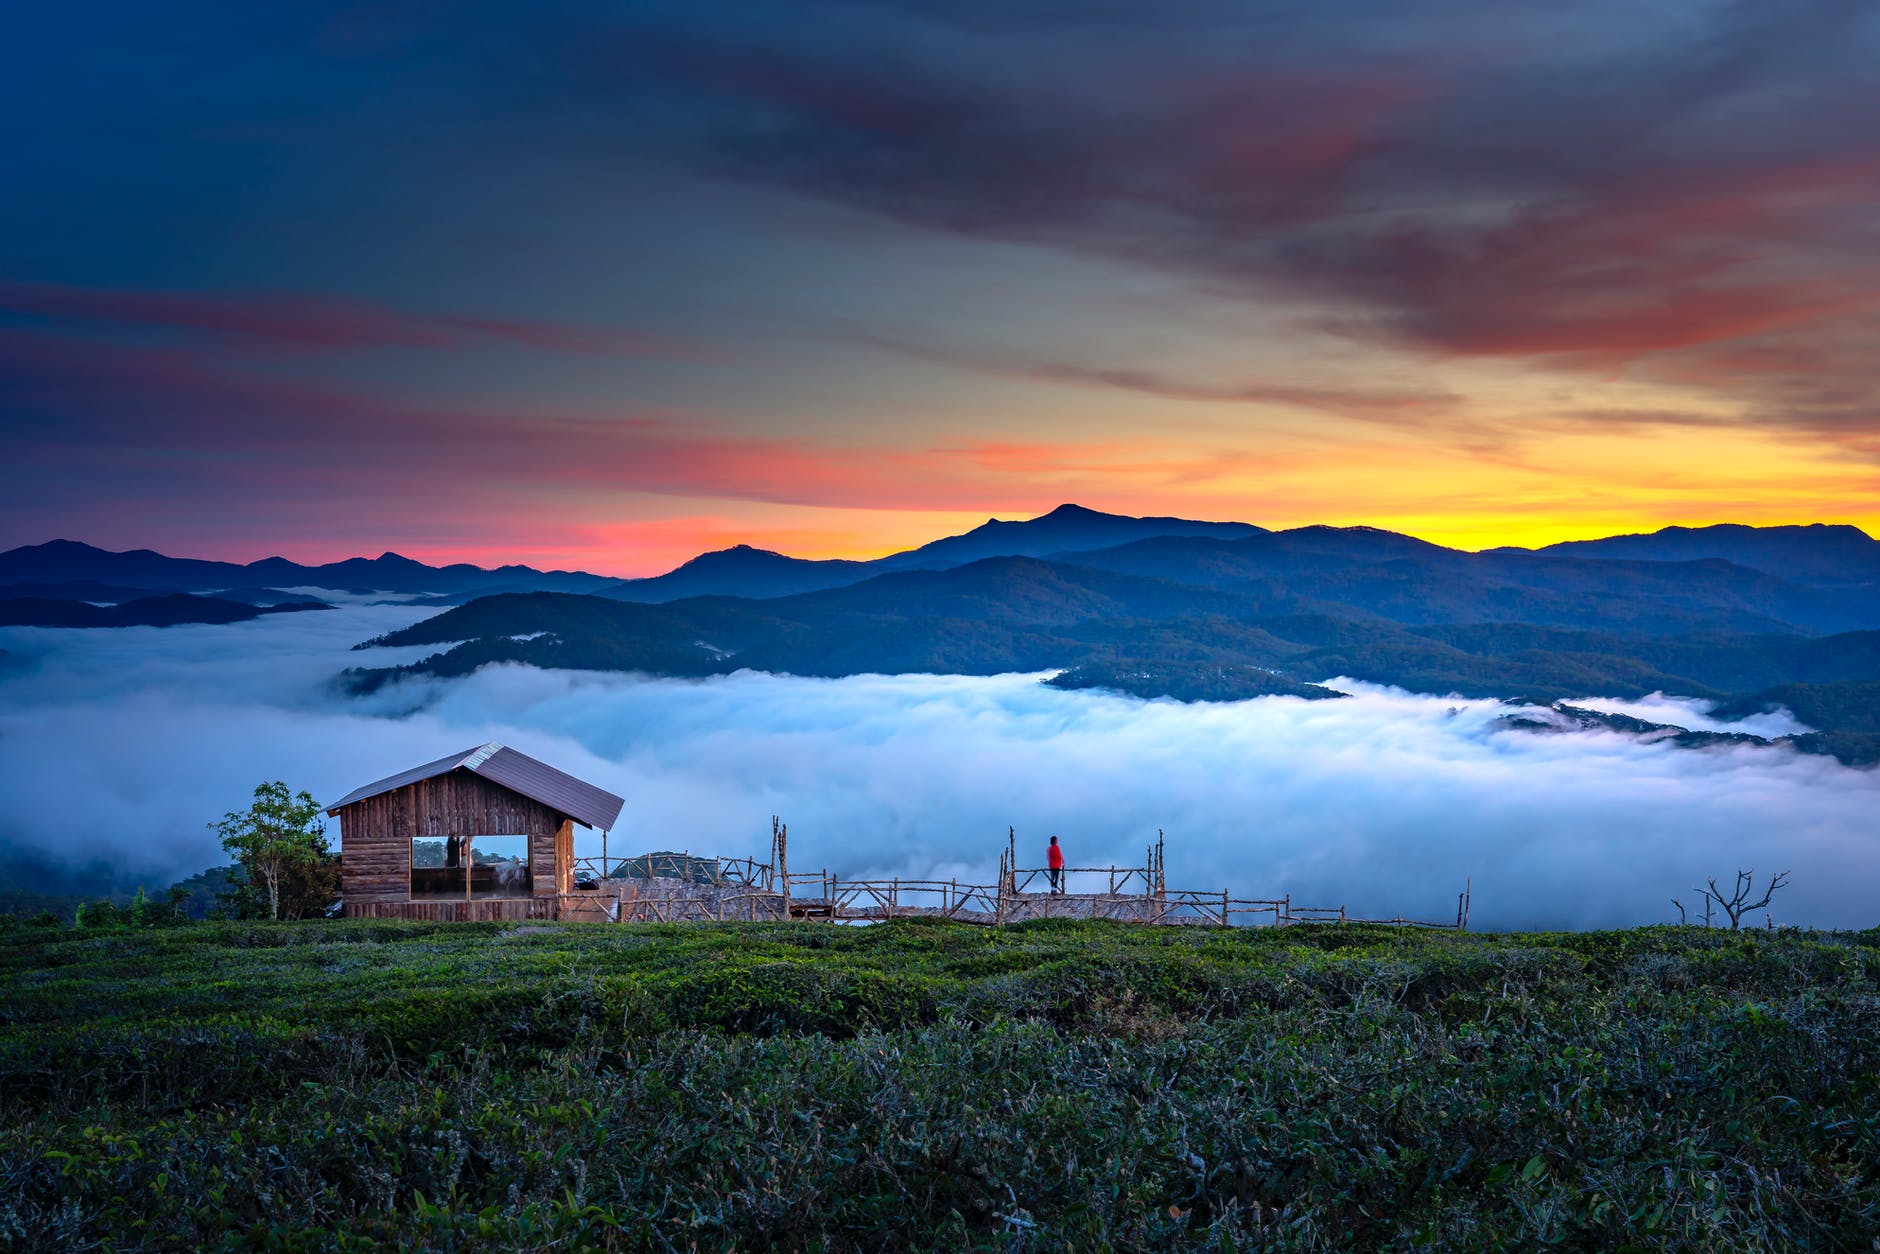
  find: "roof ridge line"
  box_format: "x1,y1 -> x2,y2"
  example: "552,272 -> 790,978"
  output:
461,741 -> 505,771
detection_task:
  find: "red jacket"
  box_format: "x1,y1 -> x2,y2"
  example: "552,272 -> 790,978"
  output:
1047,843 -> 1064,869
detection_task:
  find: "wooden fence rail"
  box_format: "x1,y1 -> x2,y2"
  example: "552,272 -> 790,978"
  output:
559,827 -> 1469,932
562,875 -> 1463,931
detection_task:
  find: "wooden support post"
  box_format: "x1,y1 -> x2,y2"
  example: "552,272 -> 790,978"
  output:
997,834 -> 1009,925
1462,878 -> 1471,932
774,817 -> 790,915
998,841 -> 1010,920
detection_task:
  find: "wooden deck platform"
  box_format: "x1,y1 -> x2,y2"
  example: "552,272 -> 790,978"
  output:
351,825 -> 1472,931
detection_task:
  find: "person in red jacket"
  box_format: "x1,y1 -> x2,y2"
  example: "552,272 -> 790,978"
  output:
1046,835 -> 1065,895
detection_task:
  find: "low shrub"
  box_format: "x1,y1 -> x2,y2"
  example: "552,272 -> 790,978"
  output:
4,918 -> 1878,1249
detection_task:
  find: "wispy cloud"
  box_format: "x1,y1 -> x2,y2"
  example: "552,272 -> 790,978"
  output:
0,327 -> 1279,543
0,278 -> 719,359
853,334 -> 1459,424
6,0 -> 1880,560
586,0 -> 1880,401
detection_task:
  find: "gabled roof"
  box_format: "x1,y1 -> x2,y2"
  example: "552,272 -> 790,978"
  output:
325,743 -> 625,830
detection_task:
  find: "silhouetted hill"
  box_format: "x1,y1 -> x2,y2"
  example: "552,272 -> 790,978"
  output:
1530,523 -> 1880,588
0,594 -> 332,628
30,513 -> 1874,762
342,539 -> 1880,763
768,557 -> 1258,625
595,504 -> 1270,601
0,540 -> 616,598
0,580 -> 167,603
874,503 -> 1265,570
3,507 -> 1263,606
600,546 -> 871,602
0,540 -> 250,591
1057,531 -> 1876,634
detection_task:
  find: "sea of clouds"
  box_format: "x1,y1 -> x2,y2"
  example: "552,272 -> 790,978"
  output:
2,604 -> 1875,930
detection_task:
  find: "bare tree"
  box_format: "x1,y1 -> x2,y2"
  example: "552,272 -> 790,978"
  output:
1692,869 -> 1790,930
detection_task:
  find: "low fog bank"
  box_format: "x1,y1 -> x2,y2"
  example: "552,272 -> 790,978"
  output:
1565,693 -> 1812,738
2,609 -> 1875,930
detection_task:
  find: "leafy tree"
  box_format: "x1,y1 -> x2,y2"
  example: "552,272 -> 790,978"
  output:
74,886 -> 192,930
73,898 -> 125,930
211,781 -> 338,921
129,885 -> 191,928
164,865 -> 242,920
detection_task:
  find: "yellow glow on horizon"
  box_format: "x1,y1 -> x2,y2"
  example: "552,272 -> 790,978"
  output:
374,397 -> 1878,573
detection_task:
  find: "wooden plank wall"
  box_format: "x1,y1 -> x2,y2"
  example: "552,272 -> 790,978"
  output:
336,769 -> 567,907
346,898 -> 551,922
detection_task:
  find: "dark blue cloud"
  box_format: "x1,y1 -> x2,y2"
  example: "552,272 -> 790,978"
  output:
5,0 -> 1880,557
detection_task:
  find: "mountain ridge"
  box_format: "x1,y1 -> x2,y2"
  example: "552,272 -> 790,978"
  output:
10,513 -> 1874,606
343,534 -> 1880,763
1526,523 -> 1880,588
871,502 -> 1266,571
0,540 -> 617,600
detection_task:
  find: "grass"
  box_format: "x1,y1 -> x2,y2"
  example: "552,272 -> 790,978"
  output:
3,916 -> 1879,1249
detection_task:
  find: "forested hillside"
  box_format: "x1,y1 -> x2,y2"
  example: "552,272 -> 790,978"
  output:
346,524 -> 1880,764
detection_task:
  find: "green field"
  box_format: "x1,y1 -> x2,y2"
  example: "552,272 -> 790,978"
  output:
4,917 -> 1879,1250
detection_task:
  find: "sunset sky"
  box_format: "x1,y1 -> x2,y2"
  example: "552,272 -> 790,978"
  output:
5,1 -> 1878,576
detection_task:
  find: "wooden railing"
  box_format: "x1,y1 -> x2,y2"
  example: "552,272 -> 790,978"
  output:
1010,866 -> 1156,896
611,892 -> 790,924
569,852 -> 775,888
558,825 -> 1469,931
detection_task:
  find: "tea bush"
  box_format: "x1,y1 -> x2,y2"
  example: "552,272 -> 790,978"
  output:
3,918 -> 1878,1249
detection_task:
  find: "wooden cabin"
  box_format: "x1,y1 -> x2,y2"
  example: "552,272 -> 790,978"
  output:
327,743 -> 625,921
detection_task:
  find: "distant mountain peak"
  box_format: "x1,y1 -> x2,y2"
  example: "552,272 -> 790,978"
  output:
684,545 -> 788,564
974,505 -> 1126,530
601,543 -> 866,603
872,504 -> 1266,573
1534,521 -> 1878,587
